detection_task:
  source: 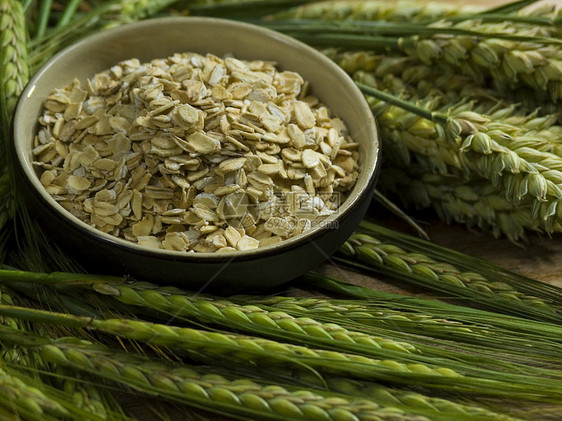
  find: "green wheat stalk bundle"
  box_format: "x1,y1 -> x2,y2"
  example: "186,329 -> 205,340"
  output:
354,73 -> 562,238
3,268 -> 562,367
329,49 -> 562,166
0,356 -> 130,420
334,220 -> 562,321
356,68 -> 562,189
24,275 -> 562,376
278,372 -> 524,421
0,285 -> 131,420
272,0 -> 555,23
242,292 -> 562,363
300,271 -> 562,337
201,361 -> 526,421
268,2 -> 562,89
6,269 -> 557,418
0,325 -> 482,421
331,49 -> 562,119
399,17 -> 562,102
2,302 -> 562,402
320,49 -> 562,239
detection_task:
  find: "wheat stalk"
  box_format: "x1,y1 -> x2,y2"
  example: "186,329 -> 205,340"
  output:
203,363 -> 524,421
330,49 -> 562,121
301,271 -> 562,340
0,286 -> 51,375
238,293 -> 562,362
307,375 -> 522,421
68,281 -> 562,376
2,268 -> 562,377
354,72 -> 562,237
1,327 -> 445,421
401,17 -> 562,102
4,268 -> 562,372
1,287 -> 126,420
341,232 -> 556,311
274,0 -> 483,22
0,287 -> 131,420
2,303 -> 562,401
89,281 -> 419,354
333,220 -> 562,321
268,3 -> 562,103
327,49 -> 562,238
0,360 -> 132,421
355,68 -> 562,177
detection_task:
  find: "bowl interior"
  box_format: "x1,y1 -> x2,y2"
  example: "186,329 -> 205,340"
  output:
13,17 -> 379,260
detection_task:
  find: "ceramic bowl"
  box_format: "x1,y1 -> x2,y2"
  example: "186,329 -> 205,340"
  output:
12,17 -> 380,293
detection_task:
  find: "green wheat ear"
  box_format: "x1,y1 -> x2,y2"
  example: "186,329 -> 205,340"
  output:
0,0 -> 28,124
0,0 -> 29,231
0,327 -> 444,421
273,0 -> 483,22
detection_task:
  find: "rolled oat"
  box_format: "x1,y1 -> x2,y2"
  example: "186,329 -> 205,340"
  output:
34,53 -> 359,252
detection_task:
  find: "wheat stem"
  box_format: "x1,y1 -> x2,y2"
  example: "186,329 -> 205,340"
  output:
302,271 -> 562,341
200,363 -> 525,421
336,237 -> 558,319
326,50 -> 562,239
3,267 -> 562,365
401,20 -> 562,101
239,293 -> 562,362
34,0 -> 53,39
333,222 -> 562,321
55,0 -> 82,29
273,0 -> 483,22
1,327 -> 449,421
305,375 -> 523,421
71,281 -> 562,376
1,303 -> 562,401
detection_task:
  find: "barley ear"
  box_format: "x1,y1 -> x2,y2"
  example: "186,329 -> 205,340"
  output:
0,0 -> 29,126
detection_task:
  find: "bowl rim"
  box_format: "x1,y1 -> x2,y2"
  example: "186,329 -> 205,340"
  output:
13,16 -> 380,262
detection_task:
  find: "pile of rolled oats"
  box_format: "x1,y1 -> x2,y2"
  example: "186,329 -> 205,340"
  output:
33,53 -> 359,252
